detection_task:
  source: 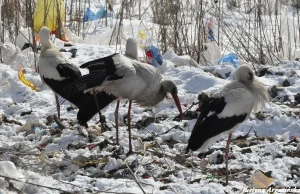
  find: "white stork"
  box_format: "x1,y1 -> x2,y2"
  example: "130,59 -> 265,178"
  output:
186,65 -> 269,185
37,26 -> 116,126
62,42 -> 183,154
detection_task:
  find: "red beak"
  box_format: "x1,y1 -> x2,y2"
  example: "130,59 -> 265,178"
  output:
172,94 -> 183,119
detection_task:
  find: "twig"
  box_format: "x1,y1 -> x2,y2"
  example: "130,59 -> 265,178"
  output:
134,149 -> 147,177
57,179 -> 94,192
234,127 -> 253,140
96,183 -> 125,193
146,148 -> 199,168
156,125 -> 184,136
0,174 -> 71,193
96,191 -> 140,194
183,102 -> 198,114
145,128 -> 172,171
124,163 -> 147,194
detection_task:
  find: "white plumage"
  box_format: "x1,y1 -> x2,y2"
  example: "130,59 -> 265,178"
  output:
38,27 -> 71,81
216,87 -> 253,118
38,49 -> 68,81
89,54 -> 163,107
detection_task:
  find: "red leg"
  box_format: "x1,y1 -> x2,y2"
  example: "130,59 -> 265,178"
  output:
55,94 -> 60,120
128,100 -> 133,154
114,100 -> 120,144
225,133 -> 232,185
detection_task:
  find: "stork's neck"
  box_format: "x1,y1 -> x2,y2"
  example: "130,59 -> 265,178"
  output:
135,85 -> 166,107
40,40 -> 53,51
125,39 -> 138,60
125,49 -> 138,60
152,85 -> 166,105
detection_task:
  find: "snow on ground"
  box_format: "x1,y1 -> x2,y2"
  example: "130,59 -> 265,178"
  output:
0,40 -> 299,194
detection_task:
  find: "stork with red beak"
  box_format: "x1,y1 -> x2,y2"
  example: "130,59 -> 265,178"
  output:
62,39 -> 183,153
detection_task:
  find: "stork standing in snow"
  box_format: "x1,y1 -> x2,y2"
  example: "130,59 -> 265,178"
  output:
62,45 -> 183,154
37,26 -> 116,126
186,65 -> 269,185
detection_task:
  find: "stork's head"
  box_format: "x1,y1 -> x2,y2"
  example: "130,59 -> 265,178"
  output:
125,38 -> 138,60
235,65 -> 270,112
234,65 -> 254,83
161,80 -> 183,119
39,26 -> 52,49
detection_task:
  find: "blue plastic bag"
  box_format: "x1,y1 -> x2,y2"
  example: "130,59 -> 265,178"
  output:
83,8 -> 96,22
83,7 -> 107,22
145,46 -> 163,66
95,7 -> 107,19
218,53 -> 239,67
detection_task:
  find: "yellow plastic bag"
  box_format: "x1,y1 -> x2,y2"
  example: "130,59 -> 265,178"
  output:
33,0 -> 65,32
18,67 -> 38,91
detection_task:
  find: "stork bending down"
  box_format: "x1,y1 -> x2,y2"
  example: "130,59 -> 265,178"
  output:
186,65 -> 269,185
62,52 -> 183,154
37,26 -> 116,127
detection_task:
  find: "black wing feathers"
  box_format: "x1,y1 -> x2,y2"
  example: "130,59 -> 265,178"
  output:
56,63 -> 82,79
61,54 -> 124,99
198,97 -> 226,121
80,53 -> 119,74
186,96 -> 247,152
61,71 -> 110,97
